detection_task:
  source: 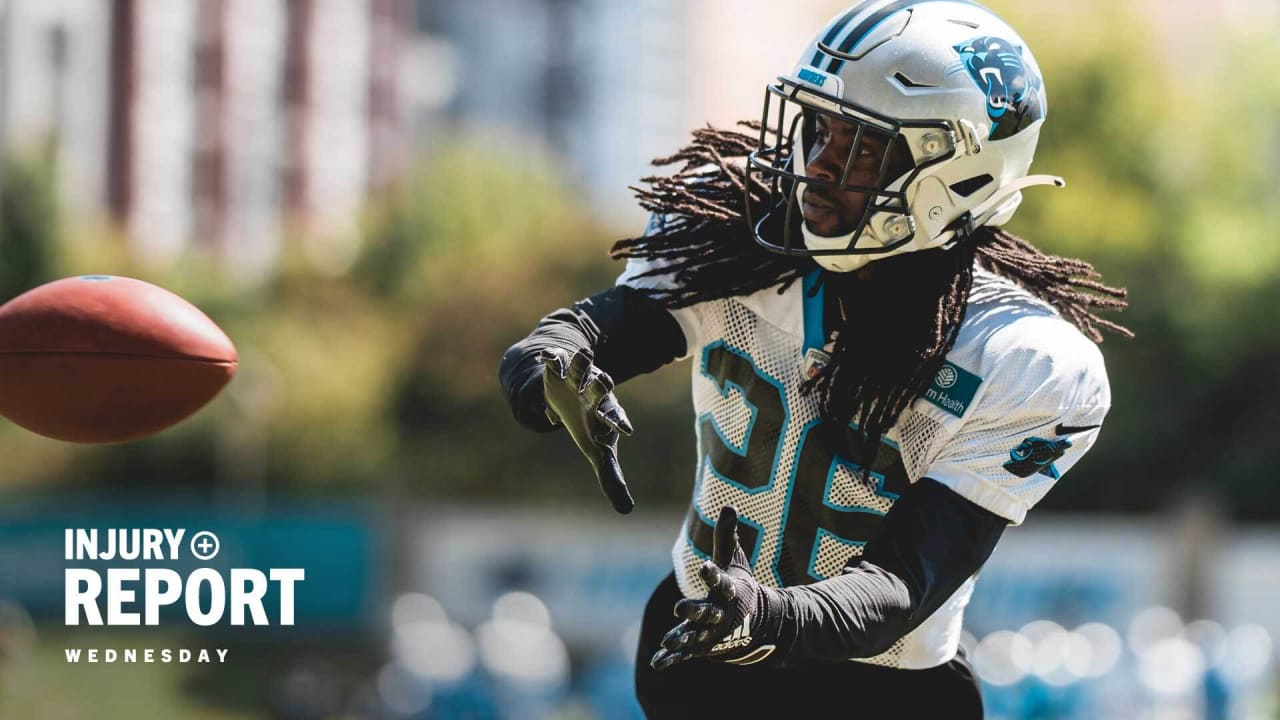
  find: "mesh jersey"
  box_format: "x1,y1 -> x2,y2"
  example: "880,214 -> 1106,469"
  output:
617,254 -> 1111,669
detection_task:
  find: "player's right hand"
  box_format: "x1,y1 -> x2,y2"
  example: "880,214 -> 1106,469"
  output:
651,506 -> 783,670
539,348 -> 636,514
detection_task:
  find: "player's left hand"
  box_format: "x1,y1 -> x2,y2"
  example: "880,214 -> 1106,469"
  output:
651,506 -> 786,671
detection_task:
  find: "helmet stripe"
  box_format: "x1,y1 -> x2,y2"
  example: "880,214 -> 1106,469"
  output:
826,0 -> 984,73
808,1 -> 887,67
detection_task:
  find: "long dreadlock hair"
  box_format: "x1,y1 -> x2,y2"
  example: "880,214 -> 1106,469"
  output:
612,123 -> 1132,459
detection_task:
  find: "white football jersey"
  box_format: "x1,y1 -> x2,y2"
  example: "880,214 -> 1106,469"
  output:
618,254 -> 1110,669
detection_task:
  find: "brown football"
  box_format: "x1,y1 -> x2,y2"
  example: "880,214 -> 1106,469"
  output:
0,275 -> 237,443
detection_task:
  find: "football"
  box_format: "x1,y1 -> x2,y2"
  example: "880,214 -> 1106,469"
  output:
0,275 -> 238,443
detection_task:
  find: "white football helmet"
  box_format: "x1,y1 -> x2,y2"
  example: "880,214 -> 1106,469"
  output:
746,0 -> 1063,272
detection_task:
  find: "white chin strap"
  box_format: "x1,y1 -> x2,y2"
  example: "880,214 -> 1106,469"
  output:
797,178 -> 893,273
799,174 -> 1065,274
799,211 -> 874,272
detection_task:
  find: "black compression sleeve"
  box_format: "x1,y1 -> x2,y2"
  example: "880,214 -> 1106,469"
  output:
577,286 -> 687,379
497,285 -> 686,432
774,478 -> 1007,664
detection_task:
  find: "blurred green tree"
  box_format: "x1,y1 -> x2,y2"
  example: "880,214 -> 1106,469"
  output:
355,133 -> 698,505
989,1 -> 1280,518
0,144 -> 60,303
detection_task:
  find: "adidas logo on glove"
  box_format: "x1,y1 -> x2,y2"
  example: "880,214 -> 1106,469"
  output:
709,615 -> 778,666
711,617 -> 755,654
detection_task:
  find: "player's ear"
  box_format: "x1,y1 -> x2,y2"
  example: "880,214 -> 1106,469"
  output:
712,506 -> 740,568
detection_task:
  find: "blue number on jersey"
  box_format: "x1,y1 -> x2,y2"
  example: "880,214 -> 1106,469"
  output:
687,344 -> 911,586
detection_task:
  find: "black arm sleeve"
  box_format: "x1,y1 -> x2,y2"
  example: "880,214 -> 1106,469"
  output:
497,285 -> 687,432
775,478 -> 1007,664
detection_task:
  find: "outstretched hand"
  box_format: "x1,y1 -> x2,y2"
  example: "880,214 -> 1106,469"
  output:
540,348 -> 635,514
651,506 -> 782,670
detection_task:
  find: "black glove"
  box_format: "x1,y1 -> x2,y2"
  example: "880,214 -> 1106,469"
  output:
651,506 -> 787,670
539,348 -> 636,514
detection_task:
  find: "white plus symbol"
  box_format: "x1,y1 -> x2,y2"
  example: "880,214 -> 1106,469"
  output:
190,531 -> 220,560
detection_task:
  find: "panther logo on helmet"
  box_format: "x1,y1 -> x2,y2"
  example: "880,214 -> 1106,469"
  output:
746,4 -> 1062,270
953,36 -> 1045,141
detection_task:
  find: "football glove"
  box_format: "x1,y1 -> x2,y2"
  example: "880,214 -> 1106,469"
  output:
539,348 -> 636,514
651,506 -> 787,670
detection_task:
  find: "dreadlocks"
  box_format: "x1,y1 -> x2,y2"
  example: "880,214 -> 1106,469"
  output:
612,123 -> 1131,458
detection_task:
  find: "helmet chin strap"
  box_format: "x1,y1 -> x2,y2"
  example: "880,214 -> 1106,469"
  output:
799,174 -> 1065,273
796,175 -> 904,274
797,194 -> 876,272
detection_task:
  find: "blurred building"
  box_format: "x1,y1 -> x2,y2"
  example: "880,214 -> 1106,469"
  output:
0,0 -> 430,282
3,0 -> 1275,269
425,0 -> 686,222
0,0 -> 111,214
416,0 -> 1280,227
424,0 -> 838,223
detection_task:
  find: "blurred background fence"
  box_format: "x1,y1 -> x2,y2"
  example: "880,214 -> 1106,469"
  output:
1,0 -> 1279,718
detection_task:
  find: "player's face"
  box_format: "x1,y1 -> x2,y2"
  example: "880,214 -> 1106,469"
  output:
800,113 -> 890,237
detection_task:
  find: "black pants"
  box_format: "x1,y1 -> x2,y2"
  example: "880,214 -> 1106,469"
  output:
634,573 -> 984,719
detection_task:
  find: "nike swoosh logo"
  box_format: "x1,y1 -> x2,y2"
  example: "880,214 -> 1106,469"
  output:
1055,423 -> 1101,435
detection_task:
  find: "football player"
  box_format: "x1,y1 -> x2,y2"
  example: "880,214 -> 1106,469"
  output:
499,2 -> 1130,716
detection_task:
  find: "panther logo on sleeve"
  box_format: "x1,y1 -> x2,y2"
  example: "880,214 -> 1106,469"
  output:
953,36 -> 1045,140
1003,437 -> 1071,479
